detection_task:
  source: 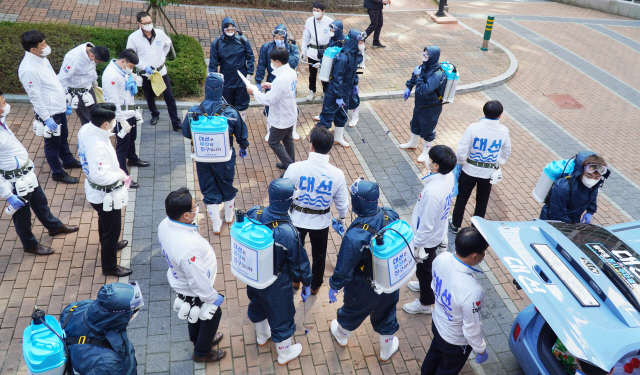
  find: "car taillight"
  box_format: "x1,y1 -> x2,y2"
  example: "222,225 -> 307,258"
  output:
513,323 -> 521,341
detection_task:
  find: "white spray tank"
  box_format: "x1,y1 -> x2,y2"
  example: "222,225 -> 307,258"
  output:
318,47 -> 343,82
229,210 -> 277,289
190,111 -> 232,163
23,308 -> 66,375
370,220 -> 416,294
440,61 -> 459,104
532,158 -> 575,203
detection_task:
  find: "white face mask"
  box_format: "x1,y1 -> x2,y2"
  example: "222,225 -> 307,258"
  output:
224,30 -> 235,37
40,45 -> 51,57
358,44 -> 365,53
124,67 -> 133,74
313,11 -> 322,19
330,31 -> 335,37
109,119 -> 116,130
582,175 -> 599,188
270,62 -> 277,70
422,51 -> 429,62
1,103 -> 10,118
142,23 -> 153,32
190,205 -> 200,225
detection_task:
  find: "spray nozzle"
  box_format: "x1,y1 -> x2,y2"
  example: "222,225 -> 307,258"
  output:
375,232 -> 385,246
31,306 -> 45,325
235,210 -> 245,223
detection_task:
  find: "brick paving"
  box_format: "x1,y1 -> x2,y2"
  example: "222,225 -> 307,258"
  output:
3,0 -> 640,374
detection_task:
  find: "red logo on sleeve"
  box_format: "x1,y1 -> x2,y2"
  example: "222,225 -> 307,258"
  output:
472,301 -> 482,313
190,256 -> 196,262
111,81 -> 116,85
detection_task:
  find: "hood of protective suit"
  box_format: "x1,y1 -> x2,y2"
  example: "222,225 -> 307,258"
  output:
572,150 -> 596,179
351,180 -> 380,217
331,21 -> 344,41
423,46 -> 441,69
274,24 -> 288,44
344,29 -> 361,54
221,16 -> 237,39
201,73 -> 225,115
86,283 -> 135,332
268,178 -> 295,215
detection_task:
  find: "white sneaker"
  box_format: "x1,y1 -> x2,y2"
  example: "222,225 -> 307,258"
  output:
348,108 -> 359,127
379,335 -> 399,361
254,319 -> 271,346
402,299 -> 434,315
306,91 -> 316,101
334,127 -> 350,147
407,281 -> 420,292
223,199 -> 234,223
417,141 -> 433,162
399,133 -> 420,149
276,337 -> 303,365
330,319 -> 351,347
207,204 -> 222,234
313,115 -> 320,121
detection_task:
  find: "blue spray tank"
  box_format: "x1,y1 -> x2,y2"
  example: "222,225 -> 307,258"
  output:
370,220 -> 416,294
23,308 -> 66,375
189,110 -> 232,163
230,211 -> 277,289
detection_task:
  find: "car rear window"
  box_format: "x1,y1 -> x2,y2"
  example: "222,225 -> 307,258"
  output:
548,222 -> 640,312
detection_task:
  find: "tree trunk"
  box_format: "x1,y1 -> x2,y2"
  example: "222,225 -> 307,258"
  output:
151,6 -> 157,25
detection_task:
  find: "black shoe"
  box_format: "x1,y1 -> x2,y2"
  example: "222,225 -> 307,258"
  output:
276,162 -> 285,170
173,125 -> 182,132
129,181 -> 139,189
116,240 -> 128,250
372,41 -> 386,48
24,244 -> 55,255
48,224 -> 80,236
62,160 -> 82,169
127,160 -> 150,167
52,172 -> 79,184
151,116 -> 159,125
449,220 -> 460,234
102,265 -> 133,277
193,349 -> 226,363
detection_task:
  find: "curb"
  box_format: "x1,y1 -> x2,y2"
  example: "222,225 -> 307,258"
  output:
5,22 -> 517,109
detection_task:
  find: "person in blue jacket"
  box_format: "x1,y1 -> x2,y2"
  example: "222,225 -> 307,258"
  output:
182,73 -> 249,235
316,29 -> 365,148
540,151 -> 609,223
244,178 -> 312,365
311,21 -> 345,123
60,282 -> 143,374
327,178 -> 402,362
399,46 -> 447,164
209,17 -> 255,122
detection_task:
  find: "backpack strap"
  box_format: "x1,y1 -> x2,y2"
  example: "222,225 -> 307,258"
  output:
61,305 -> 78,330
64,336 -> 113,350
347,208 -> 392,236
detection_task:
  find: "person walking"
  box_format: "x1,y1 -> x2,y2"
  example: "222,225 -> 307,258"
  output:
301,2 -> 333,101
450,100 -> 511,233
127,11 -> 182,131
283,126 -> 349,295
364,0 -> 389,48
18,30 -> 81,184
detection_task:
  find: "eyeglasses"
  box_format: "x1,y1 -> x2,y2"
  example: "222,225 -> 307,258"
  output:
329,23 -> 340,32
349,177 -> 365,195
273,29 -> 287,37
140,20 -> 152,26
585,164 -> 607,175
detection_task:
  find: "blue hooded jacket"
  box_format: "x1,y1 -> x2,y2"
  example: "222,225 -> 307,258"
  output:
328,21 -> 345,48
540,150 -> 603,223
182,73 -> 250,151
209,17 -> 255,88
327,29 -> 361,101
59,283 -> 138,375
245,179 -> 312,286
255,24 -> 300,84
406,46 -> 446,108
329,180 -> 400,290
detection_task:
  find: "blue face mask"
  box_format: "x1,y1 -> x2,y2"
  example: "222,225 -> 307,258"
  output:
275,39 -> 285,47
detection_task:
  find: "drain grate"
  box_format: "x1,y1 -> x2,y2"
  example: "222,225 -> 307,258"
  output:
544,94 -> 584,109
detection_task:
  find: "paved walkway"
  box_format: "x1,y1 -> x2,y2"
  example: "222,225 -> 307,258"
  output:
2,0 -> 640,374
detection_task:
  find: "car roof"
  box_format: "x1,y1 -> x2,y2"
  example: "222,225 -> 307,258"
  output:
472,217 -> 640,371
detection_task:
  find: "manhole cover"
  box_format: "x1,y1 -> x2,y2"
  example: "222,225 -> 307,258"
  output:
544,94 -> 584,109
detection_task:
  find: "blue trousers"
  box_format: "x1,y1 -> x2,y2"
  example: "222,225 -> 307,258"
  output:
45,113 -> 77,178
317,93 -> 349,129
115,117 -> 139,175
247,273 -> 296,342
12,185 -> 63,249
410,106 -> 443,142
223,86 -> 250,112
195,151 -> 237,205
337,274 -> 400,335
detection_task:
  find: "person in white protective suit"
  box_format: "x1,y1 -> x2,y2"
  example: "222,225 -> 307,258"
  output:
158,187 -> 226,363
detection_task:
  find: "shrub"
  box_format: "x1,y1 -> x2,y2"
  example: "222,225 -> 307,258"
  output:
0,22 -> 205,98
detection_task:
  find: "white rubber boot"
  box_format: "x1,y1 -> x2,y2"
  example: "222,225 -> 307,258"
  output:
223,199 -> 234,224
333,127 -> 350,147
240,110 -> 246,123
292,124 -> 300,140
206,204 -> 222,234
276,337 -> 303,365
417,141 -> 433,162
379,335 -> 399,361
399,133 -> 420,149
264,123 -> 271,143
348,108 -> 359,127
254,319 -> 272,346
330,319 -> 351,347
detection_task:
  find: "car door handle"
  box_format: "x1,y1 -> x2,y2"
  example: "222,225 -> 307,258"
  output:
533,265 -> 553,284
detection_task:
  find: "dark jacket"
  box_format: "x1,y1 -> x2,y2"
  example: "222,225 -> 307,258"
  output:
60,283 -> 137,375
540,151 -> 602,223
328,21 -> 345,48
407,46 -> 446,138
327,29 -> 361,101
209,17 -> 255,88
364,0 -> 383,10
255,24 -> 300,84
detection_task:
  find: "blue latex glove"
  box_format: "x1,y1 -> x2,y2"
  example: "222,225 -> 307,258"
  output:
353,85 -> 358,95
144,66 -> 154,75
328,287 -> 339,303
126,75 -> 138,95
213,294 -> 225,306
65,105 -> 73,115
403,88 -> 411,101
581,213 -> 593,224
331,218 -> 345,236
301,286 -> 311,302
336,98 -> 345,107
413,66 -> 422,76
475,351 -> 489,364
7,195 -> 24,209
44,118 -> 57,131
239,149 -> 248,159
256,84 -> 262,93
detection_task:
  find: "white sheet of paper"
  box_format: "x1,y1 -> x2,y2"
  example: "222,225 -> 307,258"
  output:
238,70 -> 250,85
